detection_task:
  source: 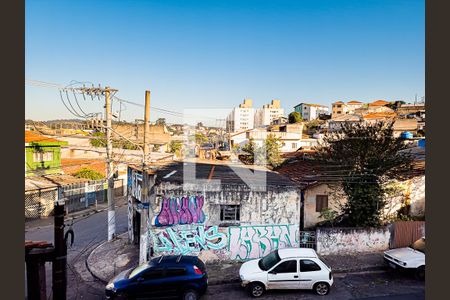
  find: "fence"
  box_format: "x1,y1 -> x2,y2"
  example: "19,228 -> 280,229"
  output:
25,188 -> 57,220
62,180 -> 107,214
25,178 -> 125,219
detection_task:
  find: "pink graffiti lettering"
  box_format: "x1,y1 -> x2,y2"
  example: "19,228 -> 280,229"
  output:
155,195 -> 206,227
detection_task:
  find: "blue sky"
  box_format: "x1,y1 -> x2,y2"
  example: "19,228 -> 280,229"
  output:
26,0 -> 424,124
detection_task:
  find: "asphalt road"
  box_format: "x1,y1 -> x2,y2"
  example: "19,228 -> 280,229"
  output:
25,204 -> 424,300
25,202 -> 129,300
204,272 -> 425,300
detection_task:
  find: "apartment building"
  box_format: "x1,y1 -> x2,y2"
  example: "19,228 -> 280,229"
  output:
226,99 -> 255,133
294,103 -> 329,121
254,99 -> 285,127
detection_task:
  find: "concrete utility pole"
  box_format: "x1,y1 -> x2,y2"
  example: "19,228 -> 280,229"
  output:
69,85 -> 118,240
105,87 -> 115,241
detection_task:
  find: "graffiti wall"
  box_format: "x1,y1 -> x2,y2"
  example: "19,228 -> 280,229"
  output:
155,196 -> 206,226
228,224 -> 299,260
151,224 -> 300,261
151,224 -> 227,255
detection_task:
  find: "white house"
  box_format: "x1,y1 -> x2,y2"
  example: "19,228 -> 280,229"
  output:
294,103 -> 329,121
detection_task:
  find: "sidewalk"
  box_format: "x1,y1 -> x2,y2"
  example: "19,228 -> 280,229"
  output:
86,236 -> 387,286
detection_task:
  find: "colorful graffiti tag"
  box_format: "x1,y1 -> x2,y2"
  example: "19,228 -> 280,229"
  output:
155,196 -> 206,226
152,224 -> 227,255
227,225 -> 300,260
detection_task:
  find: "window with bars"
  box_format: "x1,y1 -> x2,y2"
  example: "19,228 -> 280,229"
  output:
220,205 -> 240,221
316,195 -> 329,212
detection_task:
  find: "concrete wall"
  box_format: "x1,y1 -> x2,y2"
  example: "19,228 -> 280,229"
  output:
150,223 -> 300,262
145,181 -> 301,262
316,227 -> 390,255
153,183 -> 300,226
303,184 -> 345,229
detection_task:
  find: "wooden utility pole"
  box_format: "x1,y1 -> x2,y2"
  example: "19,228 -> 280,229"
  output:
105,87 -> 115,241
140,90 -> 153,262
53,202 -> 67,300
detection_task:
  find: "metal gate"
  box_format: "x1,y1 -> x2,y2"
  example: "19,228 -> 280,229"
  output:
299,231 -> 316,249
390,221 -> 425,249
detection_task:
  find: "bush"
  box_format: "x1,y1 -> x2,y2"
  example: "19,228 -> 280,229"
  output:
73,168 -> 104,180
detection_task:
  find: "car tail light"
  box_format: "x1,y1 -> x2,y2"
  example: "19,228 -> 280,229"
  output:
193,265 -> 203,275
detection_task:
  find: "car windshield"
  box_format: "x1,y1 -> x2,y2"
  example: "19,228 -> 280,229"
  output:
409,237 -> 425,254
258,250 -> 281,271
128,264 -> 150,279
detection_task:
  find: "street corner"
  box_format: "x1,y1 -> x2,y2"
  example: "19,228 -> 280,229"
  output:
86,233 -> 139,283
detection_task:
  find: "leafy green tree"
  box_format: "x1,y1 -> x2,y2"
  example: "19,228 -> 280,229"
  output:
385,100 -> 406,111
288,111 -> 303,123
73,168 -> 104,180
169,141 -> 183,157
241,135 -> 283,168
195,133 -> 208,145
315,121 -> 413,227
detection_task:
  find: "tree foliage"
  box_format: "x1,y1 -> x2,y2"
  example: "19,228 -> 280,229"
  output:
73,168 -> 104,180
288,112 -> 303,123
315,121 -> 413,227
195,133 -> 208,145
241,134 -> 283,168
169,141 -> 183,157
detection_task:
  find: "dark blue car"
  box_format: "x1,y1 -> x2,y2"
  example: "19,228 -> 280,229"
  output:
105,255 -> 208,300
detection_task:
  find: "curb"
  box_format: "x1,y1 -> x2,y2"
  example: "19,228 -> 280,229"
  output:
86,232 -> 129,284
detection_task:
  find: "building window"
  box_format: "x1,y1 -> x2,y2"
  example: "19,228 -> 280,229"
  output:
220,205 -> 240,221
316,195 -> 328,212
337,111 -> 342,114
33,151 -> 54,162
337,104 -> 342,108
292,143 -> 297,149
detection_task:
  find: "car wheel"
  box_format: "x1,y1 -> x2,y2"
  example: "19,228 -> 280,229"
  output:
248,282 -> 265,298
415,266 -> 425,281
314,282 -> 330,296
182,289 -> 199,300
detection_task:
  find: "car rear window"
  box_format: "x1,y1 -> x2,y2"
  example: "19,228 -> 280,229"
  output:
195,258 -> 206,273
300,260 -> 322,272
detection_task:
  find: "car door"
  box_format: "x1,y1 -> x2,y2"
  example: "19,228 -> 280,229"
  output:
163,267 -> 188,298
299,259 -> 324,289
267,259 -> 300,290
134,267 -> 166,299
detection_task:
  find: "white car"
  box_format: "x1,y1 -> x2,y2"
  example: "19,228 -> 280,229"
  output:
239,248 -> 333,297
384,237 -> 425,280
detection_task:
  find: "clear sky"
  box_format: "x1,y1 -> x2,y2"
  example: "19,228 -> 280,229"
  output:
25,0 -> 424,124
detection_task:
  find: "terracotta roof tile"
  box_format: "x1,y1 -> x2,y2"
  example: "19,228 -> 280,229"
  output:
61,158 -> 107,176
25,131 -> 62,143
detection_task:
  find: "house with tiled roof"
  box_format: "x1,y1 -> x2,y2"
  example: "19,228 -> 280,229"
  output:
331,101 -> 364,118
277,148 -> 425,228
25,130 -> 68,177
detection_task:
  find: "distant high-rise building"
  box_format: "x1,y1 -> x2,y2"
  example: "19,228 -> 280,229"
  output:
226,99 -> 255,133
254,99 -> 285,127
